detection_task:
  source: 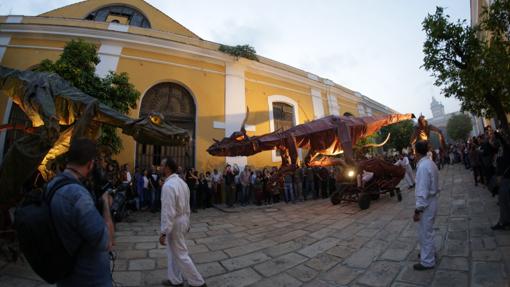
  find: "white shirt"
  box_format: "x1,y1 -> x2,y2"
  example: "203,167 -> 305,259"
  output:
415,157 -> 440,210
123,171 -> 132,184
395,157 -> 410,167
143,176 -> 149,189
160,174 -> 191,235
212,173 -> 222,183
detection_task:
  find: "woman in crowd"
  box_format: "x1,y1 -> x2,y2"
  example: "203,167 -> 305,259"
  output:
186,168 -> 199,213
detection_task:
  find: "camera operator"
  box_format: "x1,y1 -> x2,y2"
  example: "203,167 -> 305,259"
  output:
48,138 -> 115,287
491,130 -> 510,230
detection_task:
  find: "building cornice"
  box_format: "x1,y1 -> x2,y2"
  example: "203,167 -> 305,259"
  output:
0,20 -> 395,111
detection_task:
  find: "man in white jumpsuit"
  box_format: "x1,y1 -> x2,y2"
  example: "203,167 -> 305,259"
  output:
159,157 -> 206,287
413,141 -> 440,270
395,154 -> 415,189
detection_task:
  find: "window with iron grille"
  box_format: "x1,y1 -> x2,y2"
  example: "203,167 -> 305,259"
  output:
272,102 -> 295,157
273,102 -> 295,131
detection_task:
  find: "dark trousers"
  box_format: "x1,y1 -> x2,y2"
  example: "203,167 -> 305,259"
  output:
472,166 -> 483,185
226,184 -> 235,207
213,183 -> 222,204
190,187 -> 197,211
304,179 -> 314,200
498,179 -> 510,224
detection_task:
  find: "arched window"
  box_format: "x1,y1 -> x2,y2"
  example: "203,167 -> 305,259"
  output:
85,5 -> 151,28
136,82 -> 195,169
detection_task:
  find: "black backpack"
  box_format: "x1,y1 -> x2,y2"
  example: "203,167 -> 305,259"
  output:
15,176 -> 82,284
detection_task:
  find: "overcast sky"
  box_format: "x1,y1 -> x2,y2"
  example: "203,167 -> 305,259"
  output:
0,0 -> 470,118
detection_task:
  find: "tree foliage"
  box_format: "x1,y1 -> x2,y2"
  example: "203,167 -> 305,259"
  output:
219,44 -> 259,61
36,40 -> 140,154
378,120 -> 415,152
447,113 -> 473,142
422,1 -> 510,133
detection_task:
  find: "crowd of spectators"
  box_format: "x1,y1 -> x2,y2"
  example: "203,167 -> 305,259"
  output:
93,160 -> 354,213
50,124 -> 508,230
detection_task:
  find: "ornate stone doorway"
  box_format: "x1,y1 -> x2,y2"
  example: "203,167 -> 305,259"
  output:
136,82 -> 196,170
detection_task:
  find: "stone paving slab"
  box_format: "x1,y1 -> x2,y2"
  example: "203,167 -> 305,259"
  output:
355,261 -> 401,287
253,252 -> 308,277
249,273 -> 303,287
298,237 -> 339,258
207,268 -> 262,287
221,252 -> 270,271
2,165 -> 510,287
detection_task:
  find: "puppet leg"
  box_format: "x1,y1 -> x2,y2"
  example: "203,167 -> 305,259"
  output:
0,127 -> 57,226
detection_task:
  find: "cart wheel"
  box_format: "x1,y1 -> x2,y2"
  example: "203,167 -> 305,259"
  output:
397,191 -> 402,202
370,193 -> 380,201
359,193 -> 371,210
330,190 -> 343,205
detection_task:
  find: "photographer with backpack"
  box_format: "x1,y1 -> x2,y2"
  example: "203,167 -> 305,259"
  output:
17,138 -> 115,286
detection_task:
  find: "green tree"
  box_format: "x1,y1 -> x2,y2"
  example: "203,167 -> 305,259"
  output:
378,120 -> 415,152
422,1 -> 510,133
447,113 -> 473,142
36,40 -> 140,153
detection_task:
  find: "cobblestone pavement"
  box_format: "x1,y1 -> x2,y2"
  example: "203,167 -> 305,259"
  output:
1,164 -> 510,286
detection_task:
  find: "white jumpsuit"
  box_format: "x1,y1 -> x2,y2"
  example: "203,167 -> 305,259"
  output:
161,174 -> 205,286
395,157 -> 415,187
415,157 -> 440,267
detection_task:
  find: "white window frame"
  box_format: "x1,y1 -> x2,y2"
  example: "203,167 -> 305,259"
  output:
358,104 -> 366,116
327,94 -> 340,116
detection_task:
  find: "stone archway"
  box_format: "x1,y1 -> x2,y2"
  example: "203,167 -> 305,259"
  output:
136,82 -> 196,170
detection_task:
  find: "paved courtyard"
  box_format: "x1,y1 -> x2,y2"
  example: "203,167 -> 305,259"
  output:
1,164 -> 510,286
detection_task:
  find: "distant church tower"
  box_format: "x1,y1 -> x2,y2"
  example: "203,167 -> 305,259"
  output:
430,97 -> 445,118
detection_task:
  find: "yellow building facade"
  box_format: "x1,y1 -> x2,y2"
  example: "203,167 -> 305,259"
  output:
0,0 -> 396,171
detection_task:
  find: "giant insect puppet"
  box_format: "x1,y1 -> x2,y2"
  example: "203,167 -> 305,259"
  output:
0,66 -> 190,220
207,108 -> 415,170
410,115 -> 446,154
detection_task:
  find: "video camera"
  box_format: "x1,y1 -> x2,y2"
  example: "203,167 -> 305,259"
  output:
98,182 -> 128,223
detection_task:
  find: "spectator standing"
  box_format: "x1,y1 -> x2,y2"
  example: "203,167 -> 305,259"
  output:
205,171 -> 213,208
240,166 -> 251,206
395,154 -> 415,189
224,165 -> 236,207
313,167 -> 321,199
49,138 -> 115,287
319,167 -> 329,198
469,139 -> 483,186
304,166 -> 314,200
197,173 -> 207,209
491,131 -> 510,230
150,166 -> 161,212
159,157 -> 206,287
283,172 -> 294,203
211,169 -> 222,204
413,140 -> 440,271
189,169 -> 200,212
142,169 -> 151,210
262,168 -> 272,205
121,164 -> 132,185
253,171 -> 264,205
293,165 -> 304,201
134,167 -> 144,210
